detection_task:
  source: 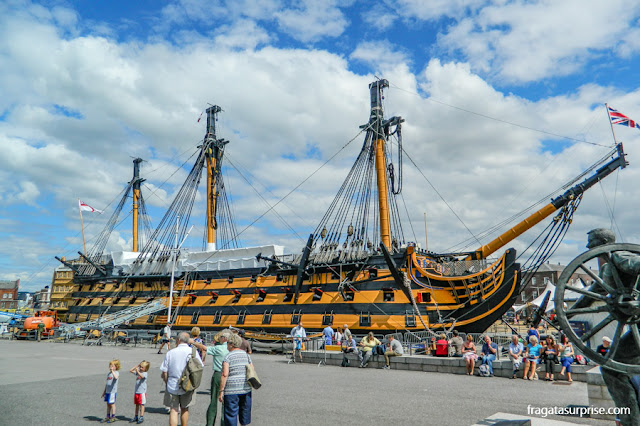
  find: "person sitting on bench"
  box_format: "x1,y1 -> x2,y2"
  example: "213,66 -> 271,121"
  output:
341,335 -> 358,367
480,335 -> 498,377
358,332 -> 381,368
383,335 -> 404,369
435,333 -> 449,357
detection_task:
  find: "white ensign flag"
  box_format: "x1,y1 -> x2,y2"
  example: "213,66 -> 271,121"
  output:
78,200 -> 103,213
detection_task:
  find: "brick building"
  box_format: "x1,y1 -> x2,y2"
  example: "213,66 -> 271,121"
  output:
33,286 -> 51,310
0,279 -> 20,311
517,261 -> 594,304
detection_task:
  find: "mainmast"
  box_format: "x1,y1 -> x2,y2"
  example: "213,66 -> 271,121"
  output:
370,79 -> 392,249
312,80 -> 404,257
131,158 -> 144,252
204,105 -> 228,251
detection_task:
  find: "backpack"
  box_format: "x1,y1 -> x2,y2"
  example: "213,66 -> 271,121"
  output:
478,364 -> 491,377
576,354 -> 588,365
180,346 -> 203,392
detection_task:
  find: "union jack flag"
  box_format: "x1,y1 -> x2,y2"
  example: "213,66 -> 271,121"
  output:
608,106 -> 640,130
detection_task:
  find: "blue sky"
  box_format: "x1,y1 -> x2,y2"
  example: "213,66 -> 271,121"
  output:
2,0 -> 640,291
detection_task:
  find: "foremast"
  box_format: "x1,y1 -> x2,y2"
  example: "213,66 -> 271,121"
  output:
370,80 -> 392,249
204,106 -> 228,251
131,158 -> 144,252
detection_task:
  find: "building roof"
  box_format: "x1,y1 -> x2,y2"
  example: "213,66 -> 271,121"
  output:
0,280 -> 19,290
535,262 -> 565,272
524,261 -> 596,275
55,264 -> 73,272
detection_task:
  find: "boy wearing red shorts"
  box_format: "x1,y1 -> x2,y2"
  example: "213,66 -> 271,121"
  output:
129,361 -> 149,424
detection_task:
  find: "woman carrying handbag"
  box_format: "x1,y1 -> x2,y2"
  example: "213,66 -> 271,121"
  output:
219,334 -> 254,425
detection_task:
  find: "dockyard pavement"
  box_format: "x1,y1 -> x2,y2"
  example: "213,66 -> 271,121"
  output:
0,339 -> 610,425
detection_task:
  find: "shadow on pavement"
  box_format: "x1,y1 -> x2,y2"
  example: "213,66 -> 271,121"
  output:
144,406 -> 169,414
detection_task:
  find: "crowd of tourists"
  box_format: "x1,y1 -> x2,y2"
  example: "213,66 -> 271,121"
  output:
317,321 -> 590,384
99,324 -> 255,426
97,320 -> 602,425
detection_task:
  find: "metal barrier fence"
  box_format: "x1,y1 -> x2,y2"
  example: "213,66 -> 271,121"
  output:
52,326 -> 223,346
397,331 -> 523,359
38,326 -> 585,363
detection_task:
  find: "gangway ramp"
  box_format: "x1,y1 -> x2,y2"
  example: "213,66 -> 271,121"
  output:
59,297 -> 168,338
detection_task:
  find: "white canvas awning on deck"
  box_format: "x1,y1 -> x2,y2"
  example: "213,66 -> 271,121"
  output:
511,304 -> 527,313
111,245 -> 285,275
529,281 -> 584,312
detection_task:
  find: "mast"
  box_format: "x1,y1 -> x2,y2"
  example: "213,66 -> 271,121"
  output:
167,216 -> 179,325
204,105 -> 227,251
471,143 -> 627,259
131,158 -> 144,252
370,79 -> 392,249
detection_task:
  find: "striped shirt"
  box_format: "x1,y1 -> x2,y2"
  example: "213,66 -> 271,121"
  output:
222,350 -> 252,395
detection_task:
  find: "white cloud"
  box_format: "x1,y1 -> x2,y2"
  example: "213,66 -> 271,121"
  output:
618,26 -> 640,58
157,0 -> 349,44
2,0 -> 640,293
159,0 -> 281,27
274,0 -> 349,43
351,40 -> 411,72
15,181 -> 40,206
437,0 -> 640,83
390,0 -> 485,21
213,19 -> 272,50
361,4 -> 397,31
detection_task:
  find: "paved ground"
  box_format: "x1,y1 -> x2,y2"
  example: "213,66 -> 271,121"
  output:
0,339 -> 612,426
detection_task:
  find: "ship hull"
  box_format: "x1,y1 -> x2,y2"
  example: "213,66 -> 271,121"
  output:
66,247 -> 520,335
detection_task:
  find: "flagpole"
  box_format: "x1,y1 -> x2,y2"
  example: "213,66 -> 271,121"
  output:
605,103 -> 618,144
78,199 -> 87,255
424,212 -> 429,251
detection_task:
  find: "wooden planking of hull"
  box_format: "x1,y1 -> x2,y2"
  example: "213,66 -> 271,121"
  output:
66,246 -> 520,334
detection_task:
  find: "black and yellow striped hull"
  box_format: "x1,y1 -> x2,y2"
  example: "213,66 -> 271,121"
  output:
66,247 -> 520,334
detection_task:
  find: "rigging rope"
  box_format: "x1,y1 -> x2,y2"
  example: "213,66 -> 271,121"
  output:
311,118 -> 407,261
224,155 -> 305,244
400,145 -> 482,248
388,125 -> 403,195
517,196 -> 582,293
599,180 -> 624,243
444,146 -> 619,253
145,127 -> 370,277
219,127 -> 368,251
388,83 -> 614,149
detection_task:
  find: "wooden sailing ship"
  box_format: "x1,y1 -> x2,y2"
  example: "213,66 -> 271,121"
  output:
59,79 -> 628,334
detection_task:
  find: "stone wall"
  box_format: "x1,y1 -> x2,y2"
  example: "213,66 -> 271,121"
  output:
298,351 -> 591,382
586,366 -> 616,421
